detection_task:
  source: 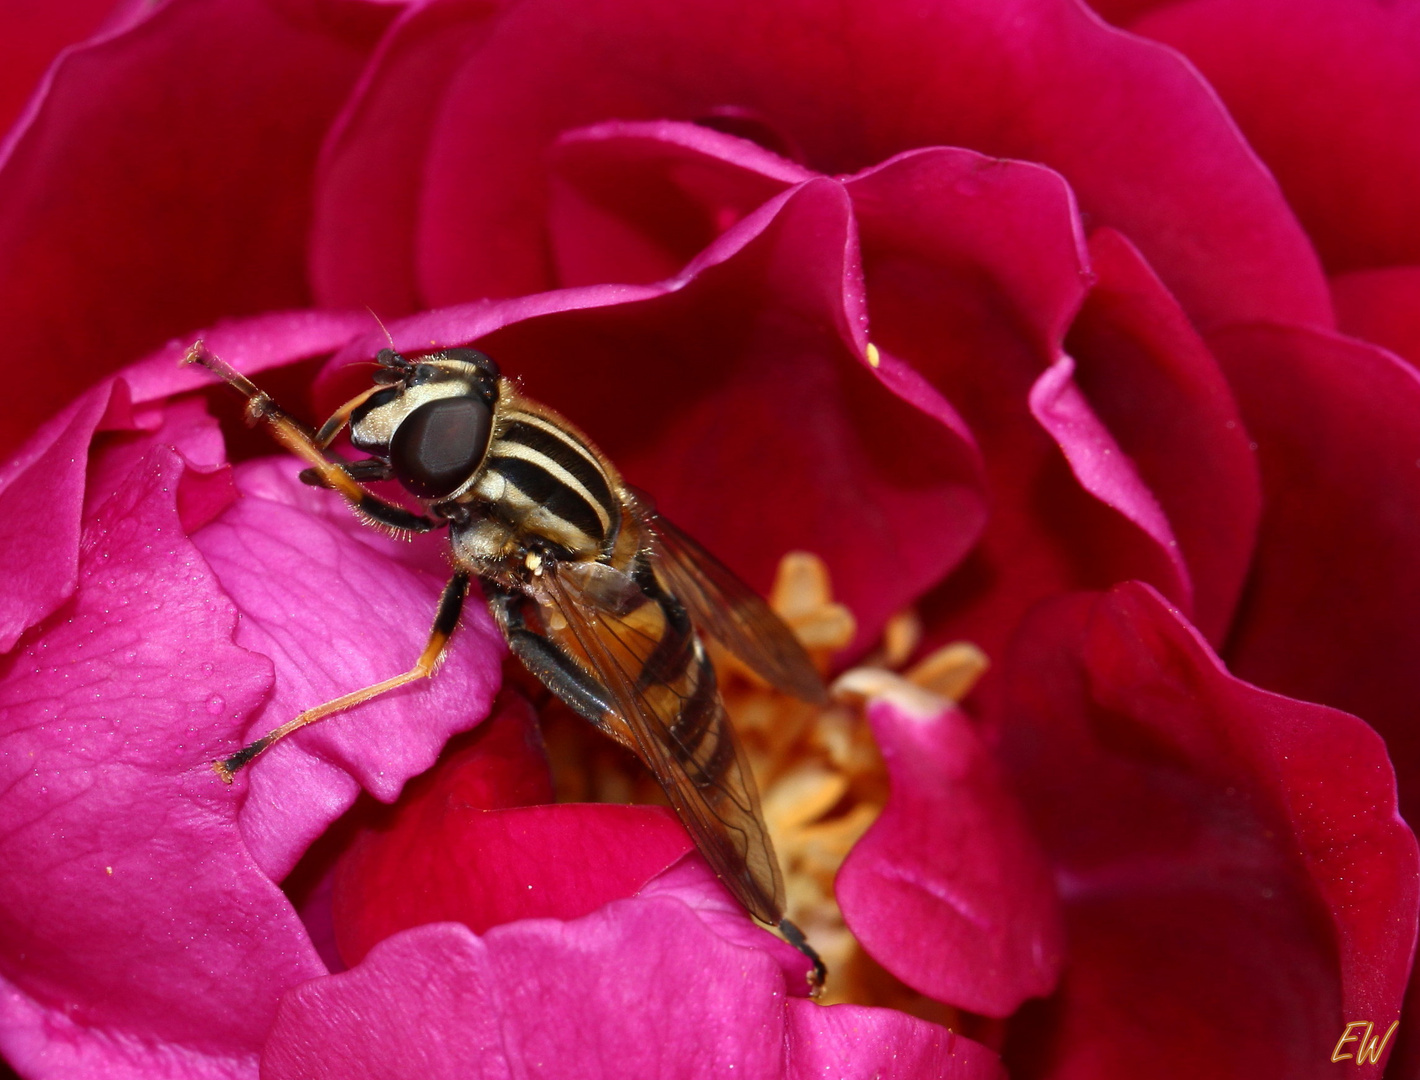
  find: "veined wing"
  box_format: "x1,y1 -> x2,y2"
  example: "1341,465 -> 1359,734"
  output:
641,511 -> 827,704
532,560 -> 785,925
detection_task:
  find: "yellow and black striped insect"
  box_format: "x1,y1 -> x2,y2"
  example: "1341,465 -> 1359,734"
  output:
185,341 -> 827,987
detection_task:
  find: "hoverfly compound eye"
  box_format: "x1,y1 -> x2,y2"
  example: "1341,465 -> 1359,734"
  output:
389,395 -> 493,499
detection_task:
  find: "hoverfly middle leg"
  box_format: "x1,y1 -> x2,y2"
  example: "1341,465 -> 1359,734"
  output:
210,567 -> 472,783
485,584 -> 621,739
182,341 -> 435,535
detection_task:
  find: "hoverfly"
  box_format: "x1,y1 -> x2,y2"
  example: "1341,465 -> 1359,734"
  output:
185,341 -> 827,987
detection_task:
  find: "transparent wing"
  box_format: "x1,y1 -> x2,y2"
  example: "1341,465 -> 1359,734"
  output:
643,512 -> 827,704
531,562 -> 785,924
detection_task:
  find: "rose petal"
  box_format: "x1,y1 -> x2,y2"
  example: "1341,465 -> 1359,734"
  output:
1063,228 -> 1260,644
263,908 -> 1002,1080
314,0 -> 1327,330
0,382 -> 121,651
837,694 -> 1064,1017
1331,265 -> 1420,373
0,0 -> 114,137
997,584 -> 1419,1075
547,119 -> 811,287
1135,0 -> 1420,273
1027,355 -> 1190,609
0,443 -> 323,1079
856,152 -> 1187,670
191,458 -> 506,880
1210,324 -> 1420,831
0,0 -> 393,458
331,696 -> 696,965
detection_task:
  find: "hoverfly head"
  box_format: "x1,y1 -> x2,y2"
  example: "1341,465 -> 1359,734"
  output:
349,347 -> 501,500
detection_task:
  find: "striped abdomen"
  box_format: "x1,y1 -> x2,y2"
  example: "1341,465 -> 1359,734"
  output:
472,407 -> 621,558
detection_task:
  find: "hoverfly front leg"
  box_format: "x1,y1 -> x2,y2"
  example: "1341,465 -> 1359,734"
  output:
213,571 -> 471,782
182,341 -> 434,534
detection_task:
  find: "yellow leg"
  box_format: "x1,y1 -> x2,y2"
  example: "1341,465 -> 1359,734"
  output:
212,572 -> 470,782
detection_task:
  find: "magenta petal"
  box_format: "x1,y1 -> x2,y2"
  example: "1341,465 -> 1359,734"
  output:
837,697 -> 1063,1017
785,1000 -> 1006,1080
1211,324 -> 1420,831
639,857 -> 819,996
997,584 -> 1418,1075
0,381 -> 117,650
0,0 -> 392,458
263,908 -> 1001,1080
0,445 -> 323,1079
191,459 -> 506,880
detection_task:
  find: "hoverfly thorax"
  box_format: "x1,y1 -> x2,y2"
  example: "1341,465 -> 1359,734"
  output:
348,348 -> 501,501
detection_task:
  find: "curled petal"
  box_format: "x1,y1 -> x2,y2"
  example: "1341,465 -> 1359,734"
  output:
838,692 -> 1064,1016
997,584 -> 1418,1075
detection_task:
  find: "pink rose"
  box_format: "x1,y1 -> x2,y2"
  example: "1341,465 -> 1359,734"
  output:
1,0 -> 1417,1077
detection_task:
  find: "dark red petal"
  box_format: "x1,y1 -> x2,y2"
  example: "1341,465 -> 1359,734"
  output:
331,694 -> 696,966
0,0 -> 393,458
311,0 -> 501,314
0,0 -> 114,136
1212,324 -> 1420,831
1331,266 -> 1420,373
997,585 -> 1418,1076
860,153 -> 1183,670
546,120 -> 809,287
837,696 -> 1064,1016
1064,228 -> 1261,644
1135,0 -> 1420,274
317,0 -> 1327,329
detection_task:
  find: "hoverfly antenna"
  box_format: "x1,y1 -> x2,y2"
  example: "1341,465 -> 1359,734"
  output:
365,306 -> 397,352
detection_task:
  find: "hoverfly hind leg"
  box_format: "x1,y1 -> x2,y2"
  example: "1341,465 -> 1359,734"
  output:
777,918 -> 826,996
211,571 -> 470,782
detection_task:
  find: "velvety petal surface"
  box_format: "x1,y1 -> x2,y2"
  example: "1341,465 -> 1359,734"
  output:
1212,324 -> 1420,833
191,457 -> 506,880
1134,0 -> 1420,274
313,0 -> 1328,330
837,694 -> 1064,1017
0,444 -> 324,1080
0,0 -> 394,458
997,584 -> 1418,1079
262,911 -> 1004,1080
318,179 -> 986,647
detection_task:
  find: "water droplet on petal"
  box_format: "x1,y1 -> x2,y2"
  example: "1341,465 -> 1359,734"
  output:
206,695 -> 225,716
